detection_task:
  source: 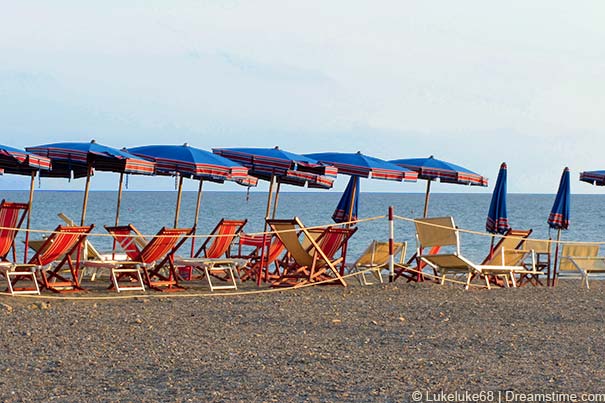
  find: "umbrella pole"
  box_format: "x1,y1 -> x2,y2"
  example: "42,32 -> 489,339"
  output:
80,162 -> 93,226
23,171 -> 36,263
346,177 -> 358,228
423,180 -> 432,218
112,172 -> 125,259
190,180 -> 204,257
271,181 -> 281,219
174,175 -> 184,228
259,174 -> 276,286
552,229 -> 562,287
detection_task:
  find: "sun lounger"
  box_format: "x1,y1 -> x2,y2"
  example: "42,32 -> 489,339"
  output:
415,217 -> 538,289
175,219 -> 247,291
0,200 -> 29,263
6,225 -> 93,294
267,218 -> 356,287
558,243 -> 605,288
348,240 -> 407,285
99,225 -> 193,292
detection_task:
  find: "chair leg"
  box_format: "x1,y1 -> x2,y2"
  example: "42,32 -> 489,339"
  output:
509,271 -> 516,288
7,270 -> 40,295
483,274 -> 491,290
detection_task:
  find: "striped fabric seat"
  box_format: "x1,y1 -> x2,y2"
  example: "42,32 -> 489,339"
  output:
6,225 -> 94,294
103,225 -> 193,292
237,233 -> 285,283
0,200 -> 29,262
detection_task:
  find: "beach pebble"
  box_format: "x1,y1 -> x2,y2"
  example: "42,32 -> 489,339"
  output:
0,303 -> 12,313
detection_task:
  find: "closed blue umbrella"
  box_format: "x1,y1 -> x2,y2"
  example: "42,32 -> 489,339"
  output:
549,167 -> 571,286
332,175 -> 360,224
390,155 -> 488,217
486,163 -> 510,234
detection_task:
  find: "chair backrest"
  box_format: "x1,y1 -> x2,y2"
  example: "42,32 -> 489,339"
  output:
196,219 -> 247,258
105,225 -> 145,260
140,227 -> 192,263
525,239 -> 551,254
355,241 -> 406,267
559,243 -> 600,272
415,217 -> 459,253
482,228 -> 532,265
0,200 -> 29,259
58,212 -> 104,260
267,219 -> 315,267
29,225 -> 94,266
316,227 -> 357,260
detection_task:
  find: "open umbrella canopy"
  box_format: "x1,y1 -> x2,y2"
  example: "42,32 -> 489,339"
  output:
548,167 -> 571,230
305,151 -> 418,181
580,170 -> 605,186
389,155 -> 487,185
213,146 -> 337,186
486,162 -> 510,234
26,140 -> 154,178
127,143 -> 249,182
0,144 -> 51,175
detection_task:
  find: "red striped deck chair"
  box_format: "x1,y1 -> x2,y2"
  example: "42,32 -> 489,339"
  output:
236,233 -> 285,282
176,219 -> 247,291
7,225 -> 94,294
0,200 -> 29,263
105,225 -> 193,291
267,218 -> 357,287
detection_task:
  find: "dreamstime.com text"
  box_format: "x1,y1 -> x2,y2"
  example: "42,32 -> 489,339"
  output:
409,390 -> 605,403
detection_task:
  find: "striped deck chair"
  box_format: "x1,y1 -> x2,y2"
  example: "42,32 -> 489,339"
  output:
101,225 -> 193,292
558,243 -> 605,289
175,219 -> 247,291
267,218 -> 356,287
348,241 -> 407,285
6,225 -> 94,294
236,233 -> 285,282
0,200 -> 28,263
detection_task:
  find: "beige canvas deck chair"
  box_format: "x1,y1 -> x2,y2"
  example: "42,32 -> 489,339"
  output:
348,241 -> 406,285
519,239 -> 551,286
267,218 -> 355,287
416,217 -> 537,289
558,243 -> 605,288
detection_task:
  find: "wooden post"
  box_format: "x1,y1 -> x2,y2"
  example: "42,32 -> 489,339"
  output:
423,179 -> 432,218
388,206 -> 395,282
112,172 -> 125,259
23,171 -> 36,263
174,175 -> 184,228
552,229 -> 562,287
271,181 -> 281,219
190,180 -> 204,257
259,174 -> 276,286
80,162 -> 93,226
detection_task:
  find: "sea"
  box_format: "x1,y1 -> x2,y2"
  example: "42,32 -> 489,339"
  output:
2,190 -> 603,262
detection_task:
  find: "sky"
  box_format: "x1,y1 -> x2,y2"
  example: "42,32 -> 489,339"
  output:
1,1 -> 604,194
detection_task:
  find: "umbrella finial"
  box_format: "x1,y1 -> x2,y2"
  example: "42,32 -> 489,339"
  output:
429,155 -> 434,159
90,139 -> 96,144
183,142 -> 189,147
501,162 -> 507,169
356,151 -> 362,154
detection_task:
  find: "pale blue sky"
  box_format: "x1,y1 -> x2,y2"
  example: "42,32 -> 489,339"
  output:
1,1 -> 604,194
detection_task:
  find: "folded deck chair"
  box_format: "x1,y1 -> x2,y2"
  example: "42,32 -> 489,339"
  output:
519,239 -> 551,286
558,243 -> 605,289
175,219 -> 247,291
5,225 -> 94,294
348,240 -> 407,285
0,200 -> 29,263
415,217 -> 537,290
267,218 -> 356,287
98,225 -> 193,292
236,233 -> 285,283
481,229 -> 533,265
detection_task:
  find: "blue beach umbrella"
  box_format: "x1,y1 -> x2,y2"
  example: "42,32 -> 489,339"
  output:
579,170 -> 605,186
127,144 -> 257,255
0,144 -> 52,261
27,140 -> 155,225
305,151 -> 417,224
390,155 -> 488,217
486,163 -> 510,234
332,175 -> 360,224
548,167 -> 571,286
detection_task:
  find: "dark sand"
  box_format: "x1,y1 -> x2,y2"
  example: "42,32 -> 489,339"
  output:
1,280 -> 604,403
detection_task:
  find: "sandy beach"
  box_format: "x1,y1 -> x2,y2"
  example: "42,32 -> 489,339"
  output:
1,280 -> 604,402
